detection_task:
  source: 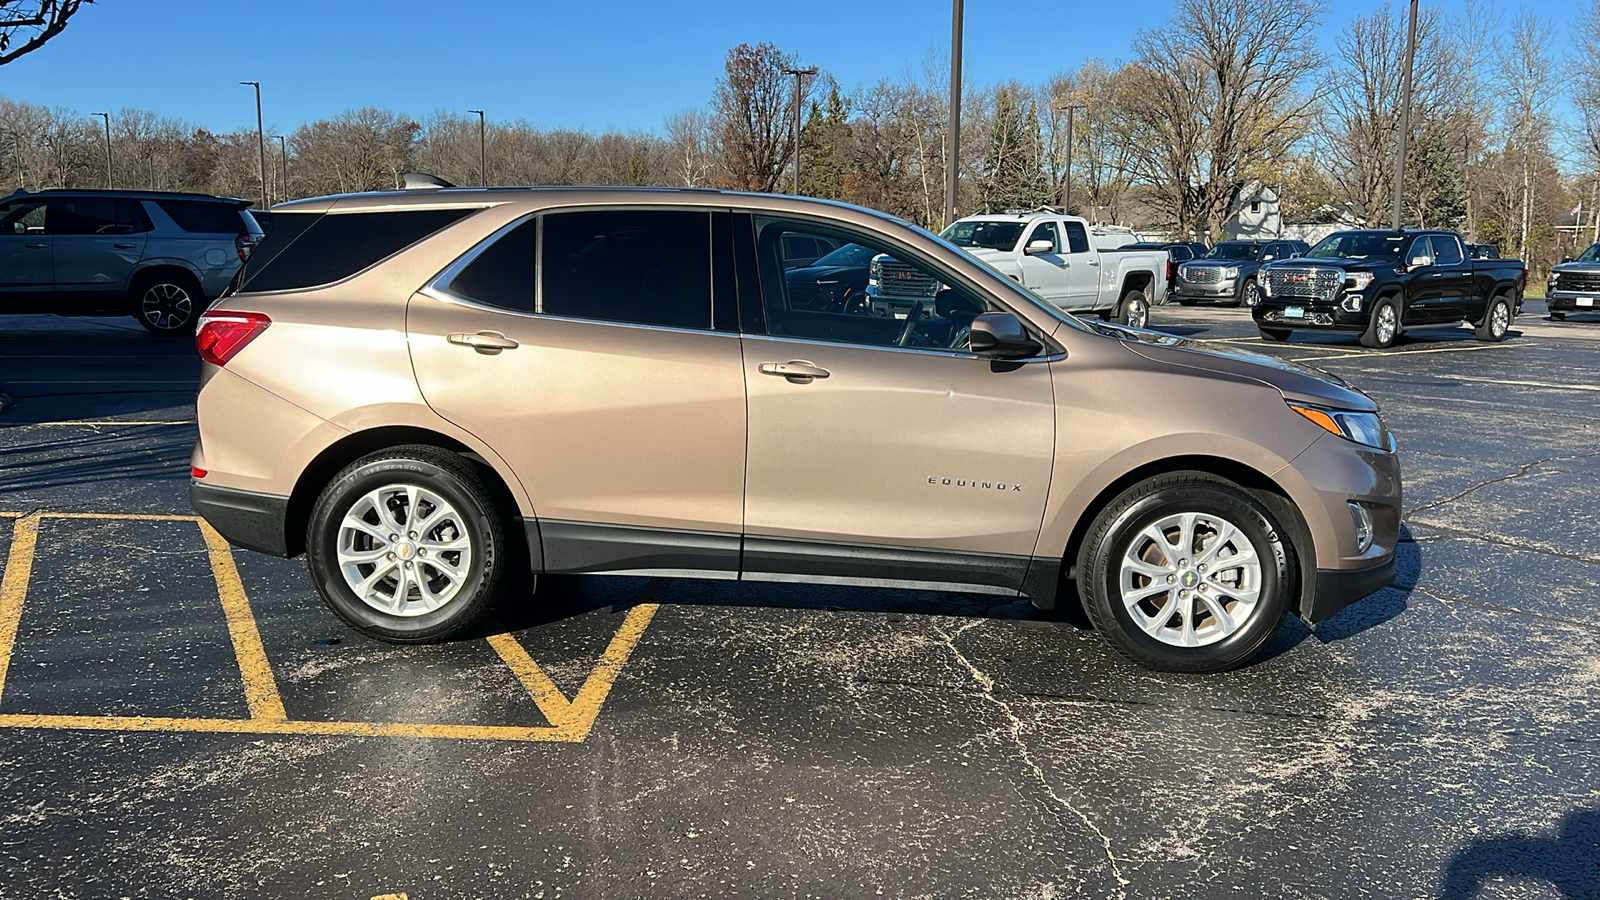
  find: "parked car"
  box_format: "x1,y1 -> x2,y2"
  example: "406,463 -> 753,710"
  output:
1116,241 -> 1209,300
1254,229 -> 1526,348
1170,239 -> 1309,308
782,241 -> 874,312
189,185 -> 1401,674
0,188 -> 262,334
1545,242 -> 1600,321
925,212 -> 1167,327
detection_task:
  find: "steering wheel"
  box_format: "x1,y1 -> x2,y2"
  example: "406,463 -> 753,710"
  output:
896,301 -> 925,347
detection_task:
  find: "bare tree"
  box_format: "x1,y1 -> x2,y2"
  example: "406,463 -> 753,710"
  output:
711,42 -> 806,192
0,0 -> 92,66
1574,0 -> 1600,241
1496,10 -> 1557,260
664,107 -> 715,186
1112,0 -> 1325,238
1041,62 -> 1133,222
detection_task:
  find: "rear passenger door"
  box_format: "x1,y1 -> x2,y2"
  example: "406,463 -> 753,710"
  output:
48,196 -> 147,311
1425,234 -> 1473,321
1060,221 -> 1101,311
407,207 -> 749,578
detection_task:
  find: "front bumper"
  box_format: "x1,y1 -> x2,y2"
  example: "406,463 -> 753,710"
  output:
1307,556 -> 1397,622
190,480 -> 291,557
1170,277 -> 1240,301
1255,295 -> 1372,331
1546,290 -> 1600,312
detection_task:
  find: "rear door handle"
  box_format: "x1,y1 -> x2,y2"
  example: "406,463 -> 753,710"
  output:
759,360 -> 830,381
447,331 -> 519,353
25,242 -> 47,249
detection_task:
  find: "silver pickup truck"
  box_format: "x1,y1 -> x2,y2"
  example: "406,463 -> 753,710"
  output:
866,212 -> 1167,328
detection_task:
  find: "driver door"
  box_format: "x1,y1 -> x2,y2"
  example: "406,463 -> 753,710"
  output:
739,215 -> 1055,593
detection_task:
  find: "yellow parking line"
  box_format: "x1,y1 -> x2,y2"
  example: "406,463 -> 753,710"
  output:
0,514 -> 41,705
0,512 -> 199,521
199,520 -> 287,722
0,712 -> 573,742
31,421 -> 195,426
486,629 -> 580,727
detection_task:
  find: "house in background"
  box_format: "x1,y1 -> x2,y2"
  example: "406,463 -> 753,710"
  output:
1222,181 -> 1281,239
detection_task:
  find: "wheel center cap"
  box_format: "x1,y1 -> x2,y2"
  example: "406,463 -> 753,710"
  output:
395,541 -> 416,560
1180,570 -> 1200,589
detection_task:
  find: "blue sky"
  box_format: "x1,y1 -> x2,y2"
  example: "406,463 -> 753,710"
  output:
0,0 -> 1587,136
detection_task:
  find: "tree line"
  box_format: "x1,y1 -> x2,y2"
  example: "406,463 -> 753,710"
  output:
3,0 -> 1598,276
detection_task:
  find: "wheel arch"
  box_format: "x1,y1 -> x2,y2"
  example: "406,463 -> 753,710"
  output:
283,425 -> 525,559
127,262 -> 204,307
1119,270 -> 1154,302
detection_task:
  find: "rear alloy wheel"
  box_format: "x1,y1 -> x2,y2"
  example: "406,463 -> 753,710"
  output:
1076,471 -> 1293,673
1360,296 -> 1401,349
1258,326 -> 1292,342
1116,290 -> 1150,328
307,445 -> 513,642
1237,278 -> 1261,308
133,272 -> 203,336
1475,295 -> 1512,342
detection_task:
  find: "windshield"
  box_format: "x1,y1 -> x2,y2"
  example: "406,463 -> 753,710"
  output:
1577,243 -> 1600,263
1307,231 -> 1406,260
1204,242 -> 1261,260
940,221 -> 1026,251
810,242 -> 877,268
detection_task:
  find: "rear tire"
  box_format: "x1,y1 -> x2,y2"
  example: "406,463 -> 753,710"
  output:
1258,326 -> 1292,342
1550,311 -> 1566,321
1115,290 -> 1150,328
1360,296 -> 1401,349
1474,294 -> 1512,342
1178,297 -> 1197,307
1075,471 -> 1294,673
131,271 -> 204,336
306,445 -> 513,643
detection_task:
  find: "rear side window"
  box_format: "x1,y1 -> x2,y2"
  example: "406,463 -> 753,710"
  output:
449,218 -> 537,313
157,199 -> 246,234
239,208 -> 475,294
1432,235 -> 1463,265
1063,221 -> 1090,254
540,210 -> 711,330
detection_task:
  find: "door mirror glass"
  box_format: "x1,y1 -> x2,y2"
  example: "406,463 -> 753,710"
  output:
1024,239 -> 1054,256
1408,255 -> 1433,270
969,312 -> 1042,359
1262,254 -> 1275,261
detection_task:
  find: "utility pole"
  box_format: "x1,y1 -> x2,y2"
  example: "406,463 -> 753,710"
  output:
1059,102 -> 1086,212
273,135 -> 288,200
782,68 -> 817,195
241,82 -> 267,207
1391,0 -> 1419,230
91,112 -> 111,188
468,109 -> 486,186
946,0 -> 964,228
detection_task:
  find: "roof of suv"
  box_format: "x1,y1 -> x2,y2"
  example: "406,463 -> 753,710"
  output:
4,187 -> 252,206
272,185 -> 747,215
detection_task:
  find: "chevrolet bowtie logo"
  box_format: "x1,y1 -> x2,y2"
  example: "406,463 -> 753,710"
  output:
928,476 -> 1021,492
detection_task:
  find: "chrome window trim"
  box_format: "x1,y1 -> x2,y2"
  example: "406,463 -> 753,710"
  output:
743,331 -> 1065,364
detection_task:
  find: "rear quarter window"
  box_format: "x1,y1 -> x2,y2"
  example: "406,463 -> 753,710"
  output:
238,208 -> 477,294
156,199 -> 249,234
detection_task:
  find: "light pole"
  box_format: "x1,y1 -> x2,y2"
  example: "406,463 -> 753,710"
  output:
272,134 -> 288,200
468,109 -> 486,187
1391,0 -> 1419,230
1058,102 -> 1086,213
91,112 -> 111,188
241,81 -> 267,207
946,0 -> 963,228
782,67 -> 817,195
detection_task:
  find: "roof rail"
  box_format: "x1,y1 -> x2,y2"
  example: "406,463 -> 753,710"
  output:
401,173 -> 456,190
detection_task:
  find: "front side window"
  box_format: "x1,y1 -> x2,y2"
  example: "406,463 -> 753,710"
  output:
541,209 -> 711,330
1408,236 -> 1435,264
754,217 -> 996,352
1027,222 -> 1061,252
45,196 -> 123,235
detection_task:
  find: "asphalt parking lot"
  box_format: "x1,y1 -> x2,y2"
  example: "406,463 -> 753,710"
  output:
1,305 -> 1597,899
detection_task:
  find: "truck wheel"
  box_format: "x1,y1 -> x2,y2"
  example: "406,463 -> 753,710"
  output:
1075,471 -> 1294,673
1237,278 -> 1261,308
1550,311 -> 1565,321
1177,297 -> 1197,307
1475,295 -> 1512,342
306,445 -> 513,643
1360,296 -> 1401,349
1258,326 -> 1292,342
1116,290 -> 1150,328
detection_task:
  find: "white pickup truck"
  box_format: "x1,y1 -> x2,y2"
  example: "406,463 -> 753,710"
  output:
865,212 -> 1167,328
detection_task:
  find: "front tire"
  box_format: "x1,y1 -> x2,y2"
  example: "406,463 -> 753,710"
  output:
1258,326 -> 1292,342
1475,295 -> 1512,342
1076,471 -> 1294,673
1550,311 -> 1566,321
1237,278 -> 1261,308
132,271 -> 204,336
306,446 -> 511,643
1116,290 -> 1150,328
1360,296 -> 1401,349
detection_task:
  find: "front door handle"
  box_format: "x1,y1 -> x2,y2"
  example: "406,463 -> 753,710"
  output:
447,331 -> 519,353
759,360 -> 830,382
112,242 -> 138,249
24,242 -> 47,249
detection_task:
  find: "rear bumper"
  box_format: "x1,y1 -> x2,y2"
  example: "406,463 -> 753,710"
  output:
1305,556 -> 1396,623
189,480 -> 291,557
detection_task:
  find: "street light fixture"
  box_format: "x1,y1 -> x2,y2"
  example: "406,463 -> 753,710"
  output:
91,112 -> 111,188
781,68 -> 817,195
468,109 -> 486,187
946,0 -> 964,228
241,81 -> 267,208
1391,0 -> 1419,230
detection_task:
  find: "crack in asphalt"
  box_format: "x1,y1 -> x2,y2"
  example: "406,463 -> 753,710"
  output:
1404,450 -> 1600,518
934,619 -> 1131,897
1401,520 -> 1600,567
1411,585 -> 1600,632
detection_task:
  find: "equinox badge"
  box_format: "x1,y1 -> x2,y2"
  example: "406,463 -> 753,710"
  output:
929,476 -> 1021,492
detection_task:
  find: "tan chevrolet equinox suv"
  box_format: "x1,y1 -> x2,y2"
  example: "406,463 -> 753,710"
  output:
189,186 -> 1401,673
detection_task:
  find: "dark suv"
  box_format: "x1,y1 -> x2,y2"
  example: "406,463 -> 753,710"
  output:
1171,239 -> 1309,308
1545,241 -> 1600,321
0,189 -> 262,334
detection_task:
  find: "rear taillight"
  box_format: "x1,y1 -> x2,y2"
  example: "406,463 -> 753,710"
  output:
236,233 -> 256,262
196,311 -> 270,366
1167,259 -> 1176,282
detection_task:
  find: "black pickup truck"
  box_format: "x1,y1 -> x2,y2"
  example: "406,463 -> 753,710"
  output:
1545,241 -> 1600,321
1252,229 -> 1526,348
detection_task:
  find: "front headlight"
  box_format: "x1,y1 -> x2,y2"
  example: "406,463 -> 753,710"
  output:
1288,403 -> 1393,450
1346,272 -> 1375,291
1224,266 -> 1240,279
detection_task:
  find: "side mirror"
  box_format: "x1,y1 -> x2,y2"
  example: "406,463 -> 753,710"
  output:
1407,255 -> 1433,270
1562,256 -> 1574,264
1262,254 -> 1275,262
969,312 -> 1043,359
1024,239 -> 1055,256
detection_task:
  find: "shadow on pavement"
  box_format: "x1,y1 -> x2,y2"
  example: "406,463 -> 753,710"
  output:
1440,807 -> 1599,899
